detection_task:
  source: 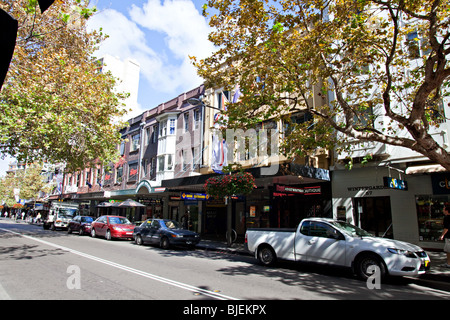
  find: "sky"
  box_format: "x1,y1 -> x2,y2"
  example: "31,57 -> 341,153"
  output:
87,0 -> 216,119
0,0 -> 216,177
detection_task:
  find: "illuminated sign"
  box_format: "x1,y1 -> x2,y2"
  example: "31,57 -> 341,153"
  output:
383,177 -> 408,190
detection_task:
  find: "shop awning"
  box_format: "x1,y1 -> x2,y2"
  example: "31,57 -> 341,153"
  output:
405,164 -> 447,174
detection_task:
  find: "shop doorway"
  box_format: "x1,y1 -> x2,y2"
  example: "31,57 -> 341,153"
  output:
353,196 -> 393,238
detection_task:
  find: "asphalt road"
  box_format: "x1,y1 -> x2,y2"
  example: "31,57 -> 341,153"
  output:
1,219 -> 450,303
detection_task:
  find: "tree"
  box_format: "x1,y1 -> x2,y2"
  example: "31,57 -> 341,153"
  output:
0,0 -> 127,172
194,0 -> 450,169
0,163 -> 52,207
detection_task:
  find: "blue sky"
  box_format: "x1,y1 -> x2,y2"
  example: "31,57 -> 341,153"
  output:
0,0 -> 215,176
87,0 -> 215,119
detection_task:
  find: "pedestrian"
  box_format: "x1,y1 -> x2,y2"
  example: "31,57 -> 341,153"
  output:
439,205 -> 450,268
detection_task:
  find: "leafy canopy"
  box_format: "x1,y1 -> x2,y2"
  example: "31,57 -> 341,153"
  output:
194,0 -> 450,169
0,0 -> 128,172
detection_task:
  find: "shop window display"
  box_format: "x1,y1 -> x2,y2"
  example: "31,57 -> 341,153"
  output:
416,195 -> 447,241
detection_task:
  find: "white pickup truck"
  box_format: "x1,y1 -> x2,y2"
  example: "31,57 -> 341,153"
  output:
245,218 -> 430,280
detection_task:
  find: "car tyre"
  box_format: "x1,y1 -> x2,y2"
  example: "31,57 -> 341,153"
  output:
257,245 -> 277,266
135,235 -> 143,245
355,253 -> 387,281
79,228 -> 84,236
91,228 -> 97,238
105,230 -> 112,241
67,226 -> 73,234
160,237 -> 170,249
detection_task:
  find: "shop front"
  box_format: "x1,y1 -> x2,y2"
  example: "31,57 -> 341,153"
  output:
332,166 -> 448,249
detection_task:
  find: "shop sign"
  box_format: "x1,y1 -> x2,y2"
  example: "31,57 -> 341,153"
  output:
181,193 -> 210,201
383,177 -> 408,190
250,206 -> 256,217
275,185 -> 321,195
431,173 -> 450,194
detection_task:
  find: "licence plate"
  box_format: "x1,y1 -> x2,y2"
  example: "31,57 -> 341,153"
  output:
126,232 -> 133,235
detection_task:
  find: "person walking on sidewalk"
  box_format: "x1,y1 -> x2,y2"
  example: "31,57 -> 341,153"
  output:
439,206 -> 450,268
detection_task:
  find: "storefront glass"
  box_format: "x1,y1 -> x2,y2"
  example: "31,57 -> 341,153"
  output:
415,195 -> 447,241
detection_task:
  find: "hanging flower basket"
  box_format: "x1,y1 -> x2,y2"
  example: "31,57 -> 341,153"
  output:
204,172 -> 256,198
13,203 -> 24,209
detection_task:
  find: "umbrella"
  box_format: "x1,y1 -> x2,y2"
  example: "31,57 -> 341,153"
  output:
112,199 -> 145,208
97,201 -> 113,207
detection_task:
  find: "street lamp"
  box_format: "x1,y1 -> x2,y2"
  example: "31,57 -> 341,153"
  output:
186,96 -> 234,247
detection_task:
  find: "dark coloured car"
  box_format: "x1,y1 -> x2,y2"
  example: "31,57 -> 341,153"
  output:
133,219 -> 201,249
91,215 -> 135,240
68,216 -> 94,235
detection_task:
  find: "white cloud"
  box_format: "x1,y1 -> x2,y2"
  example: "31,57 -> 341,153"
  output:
88,0 -> 215,100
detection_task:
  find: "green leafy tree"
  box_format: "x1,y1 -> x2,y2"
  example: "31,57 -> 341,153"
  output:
0,0 -> 127,172
194,0 -> 450,169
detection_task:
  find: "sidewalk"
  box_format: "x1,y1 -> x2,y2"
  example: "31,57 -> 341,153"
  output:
196,238 -> 450,283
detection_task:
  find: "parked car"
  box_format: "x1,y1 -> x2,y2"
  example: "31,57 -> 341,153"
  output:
245,218 -> 431,280
133,219 -> 201,249
91,215 -> 135,240
68,216 -> 94,235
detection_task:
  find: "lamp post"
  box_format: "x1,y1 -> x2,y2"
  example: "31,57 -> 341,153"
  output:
187,97 -> 234,247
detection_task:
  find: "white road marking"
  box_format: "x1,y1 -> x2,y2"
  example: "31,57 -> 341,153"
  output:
0,228 -> 239,300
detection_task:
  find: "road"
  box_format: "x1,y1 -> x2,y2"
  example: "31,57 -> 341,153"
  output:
1,219 -> 450,304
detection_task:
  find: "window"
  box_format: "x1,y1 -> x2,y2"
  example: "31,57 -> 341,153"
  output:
217,91 -> 230,110
192,147 -> 199,169
116,166 -> 123,183
150,157 -> 156,176
131,133 -> 140,152
406,31 -> 431,59
416,194 -> 448,241
181,150 -> 187,171
167,154 -> 173,170
152,124 -> 158,143
158,156 -> 165,172
159,120 -> 167,136
184,113 -> 189,132
300,221 -> 341,239
129,163 -> 138,181
169,118 -> 176,135
119,141 -> 125,155
145,127 -> 151,145
194,109 -> 201,130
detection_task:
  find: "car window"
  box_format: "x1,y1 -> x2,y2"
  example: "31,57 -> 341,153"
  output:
141,220 -> 152,228
301,221 -> 342,239
300,221 -> 310,235
164,220 -> 180,229
152,220 -> 161,228
81,217 -> 93,223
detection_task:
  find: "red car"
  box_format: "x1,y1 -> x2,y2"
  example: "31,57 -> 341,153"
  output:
90,215 -> 135,240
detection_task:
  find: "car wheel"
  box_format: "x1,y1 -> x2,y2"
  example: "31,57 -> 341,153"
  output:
135,235 -> 143,245
91,228 -> 96,238
355,253 -> 387,281
105,230 -> 112,241
160,237 -> 170,249
67,226 -> 73,234
79,228 -> 84,236
257,245 -> 277,266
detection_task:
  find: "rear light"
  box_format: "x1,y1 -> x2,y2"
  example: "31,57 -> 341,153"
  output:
245,233 -> 248,244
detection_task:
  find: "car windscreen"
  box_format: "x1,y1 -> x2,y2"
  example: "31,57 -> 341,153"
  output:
109,217 -> 131,225
59,208 -> 78,217
330,220 -> 373,237
80,217 -> 93,223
